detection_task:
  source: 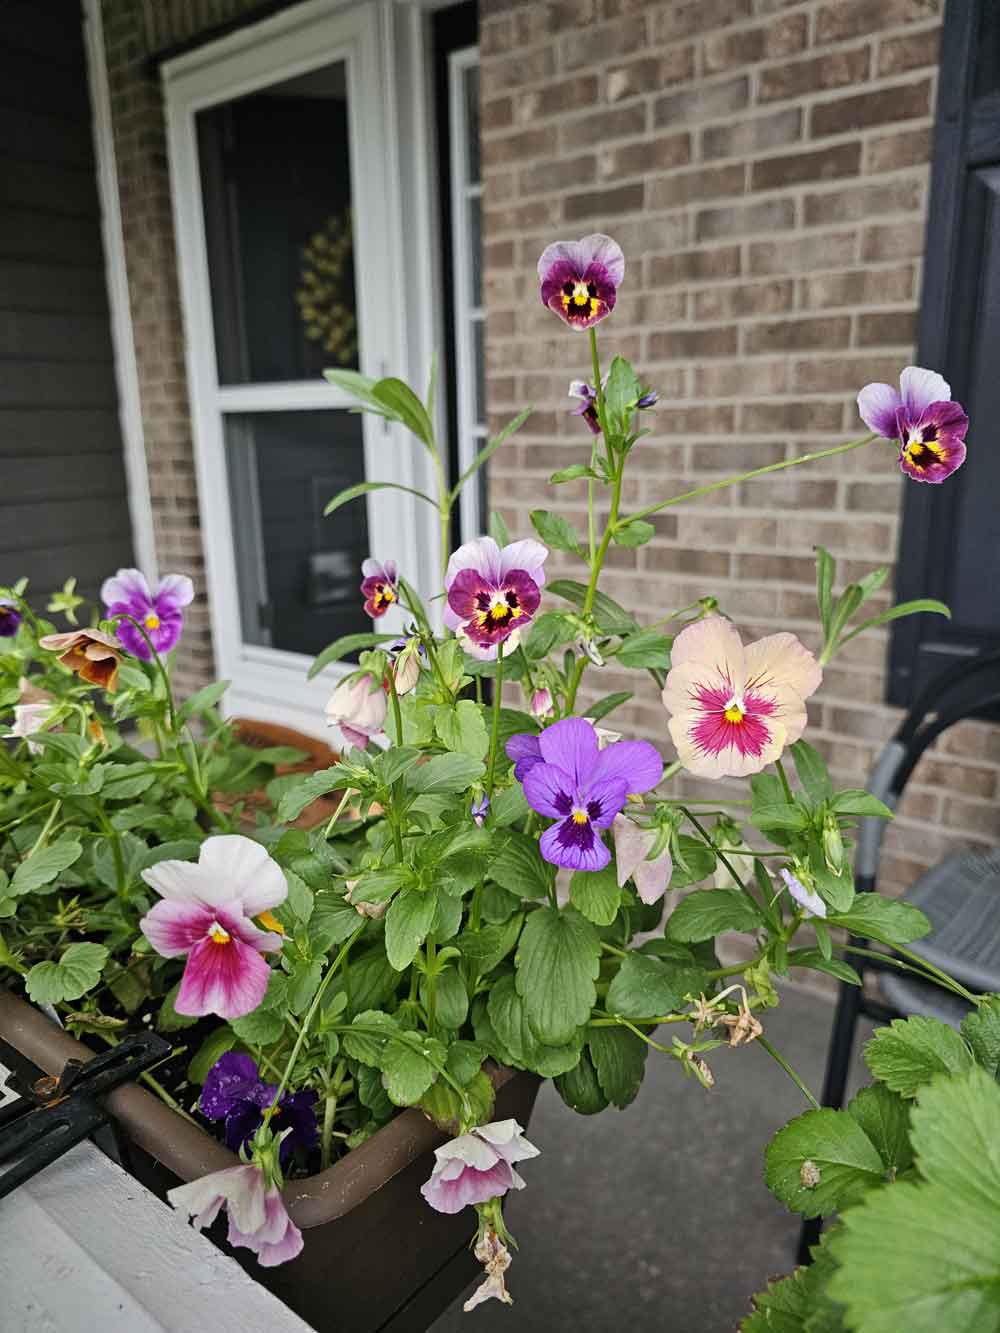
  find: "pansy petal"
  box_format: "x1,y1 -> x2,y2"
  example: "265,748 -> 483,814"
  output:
199,1051 -> 261,1120
633,849 -> 673,906
667,616 -> 746,692
175,935 -> 273,1020
537,716 -> 599,786
197,835 -> 288,915
669,708 -> 788,779
744,632 -> 822,703
522,761 -> 574,819
856,381 -> 902,438
582,775 -> 630,829
154,573 -> 194,615
141,857 -> 233,908
541,818 -> 611,872
498,539 -> 549,588
577,233 -> 625,287
899,365 -> 950,419
592,739 -> 664,796
444,537 -> 502,589
100,567 -> 152,611
140,898 -> 214,957
613,814 -> 652,889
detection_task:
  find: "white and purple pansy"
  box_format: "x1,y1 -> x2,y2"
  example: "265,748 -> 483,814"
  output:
857,365 -> 968,484
420,1119 -> 539,1215
360,557 -> 398,618
444,536 -> 548,659
538,234 -> 625,331
518,717 -> 663,872
101,567 -> 194,659
168,1162 -> 303,1268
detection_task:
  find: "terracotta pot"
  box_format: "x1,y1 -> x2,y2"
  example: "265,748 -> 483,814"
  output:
0,989 -> 540,1332
219,719 -> 347,830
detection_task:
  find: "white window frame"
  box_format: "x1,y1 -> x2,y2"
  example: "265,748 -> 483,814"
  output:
162,0 -> 440,734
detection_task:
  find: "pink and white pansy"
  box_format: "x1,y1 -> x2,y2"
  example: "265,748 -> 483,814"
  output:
661,617 -> 821,779
420,1120 -> 540,1215
139,835 -> 287,1020
168,1162 -> 303,1268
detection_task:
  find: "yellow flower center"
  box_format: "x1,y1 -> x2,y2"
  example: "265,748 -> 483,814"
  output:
257,909 -> 285,935
724,704 -> 745,725
903,433 -> 944,469
561,280 -> 600,320
572,808 -> 589,825
208,922 -> 231,945
144,613 -> 161,630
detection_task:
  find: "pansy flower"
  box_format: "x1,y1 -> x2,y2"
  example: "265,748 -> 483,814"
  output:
661,617 -> 821,779
199,1052 -> 317,1166
780,867 -> 826,919
568,379 -> 657,436
168,1162 -> 303,1268
505,732 -> 543,781
360,558 -> 398,618
101,568 -> 194,659
519,717 -> 663,872
324,670 -> 387,749
0,599 -> 22,637
470,794 -> 490,826
538,234 -> 624,330
38,627 -> 124,692
420,1119 -> 539,1215
444,536 -> 548,659
139,835 -> 287,1020
857,365 -> 967,484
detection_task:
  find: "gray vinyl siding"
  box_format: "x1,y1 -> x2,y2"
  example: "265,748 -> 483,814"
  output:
0,0 -> 133,606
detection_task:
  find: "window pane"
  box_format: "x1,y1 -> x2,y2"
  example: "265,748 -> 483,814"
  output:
197,62 -> 360,385
464,64 -> 480,183
469,193 -> 481,307
473,318 -> 485,425
225,410 -> 368,656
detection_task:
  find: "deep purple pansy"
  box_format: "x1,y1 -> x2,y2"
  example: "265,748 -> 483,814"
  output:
0,599 -> 22,637
444,537 -> 548,659
568,379 -> 658,436
519,717 -> 663,872
538,234 -> 624,330
857,366 -> 968,484
101,567 -> 194,659
200,1051 -> 317,1166
360,558 -> 398,618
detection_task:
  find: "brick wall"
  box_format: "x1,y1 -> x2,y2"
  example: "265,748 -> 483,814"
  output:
480,0 -> 1000,893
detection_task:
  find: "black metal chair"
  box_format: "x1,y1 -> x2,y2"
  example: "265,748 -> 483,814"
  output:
798,649 -> 1000,1264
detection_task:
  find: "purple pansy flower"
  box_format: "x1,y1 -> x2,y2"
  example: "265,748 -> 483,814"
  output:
538,234 -> 624,330
420,1119 -> 539,1215
0,599 -> 22,637
568,379 -> 658,436
519,717 -> 663,872
360,558 -> 398,619
471,794 -> 490,826
101,567 -> 194,659
200,1052 -> 317,1166
444,537 -> 548,659
505,732 -> 543,781
857,366 -> 968,484
168,1163 -> 303,1268
780,867 -> 826,919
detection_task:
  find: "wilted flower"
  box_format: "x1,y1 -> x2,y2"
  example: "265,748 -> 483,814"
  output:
325,671 -> 387,749
857,365 -> 967,484
464,1230 -> 514,1312
168,1162 -> 303,1268
612,814 -> 673,905
38,627 -> 123,692
780,867 -> 826,919
101,568 -> 194,658
0,599 -> 22,637
530,687 -> 554,719
11,703 -> 51,755
420,1120 -> 539,1215
519,717 -> 663,872
200,1052 -> 317,1166
538,234 -> 624,330
444,537 -> 547,659
360,558 -> 398,618
471,793 -> 490,826
139,835 -> 287,1020
345,878 -> 389,920
568,378 -> 657,436
661,616 -> 821,779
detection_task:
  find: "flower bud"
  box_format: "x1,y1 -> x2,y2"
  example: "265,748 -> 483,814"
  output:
391,638 -> 423,696
822,810 -> 845,874
530,687 -> 554,719
325,671 -> 387,750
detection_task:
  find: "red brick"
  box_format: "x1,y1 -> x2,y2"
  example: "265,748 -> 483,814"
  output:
864,126 -> 932,173
517,75 -> 600,123
560,103 -> 646,150
759,47 -> 872,103
482,126 -> 558,167
810,78 -> 932,139
598,133 -> 691,180
648,326 -> 739,359
564,182 -> 645,221
878,26 -> 941,75
694,359 -> 790,397
741,401 -> 845,433
650,246 -> 742,286
861,221 -> 926,261
702,108 -> 801,160
803,178 -> 922,225
816,1 -> 940,44
562,19 -> 649,69
748,230 -> 858,275
798,266 -> 915,309
693,279 -> 794,320
648,164 -> 744,208
652,0 -> 751,41
856,309 -> 918,345
654,77 -> 749,129
744,316 -> 852,354
696,197 -> 796,241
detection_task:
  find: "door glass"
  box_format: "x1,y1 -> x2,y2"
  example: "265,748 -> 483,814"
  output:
197,61 -> 360,385
224,410 -> 369,656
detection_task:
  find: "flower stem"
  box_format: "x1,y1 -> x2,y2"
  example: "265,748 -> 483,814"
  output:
842,944 -> 979,1005
756,1035 -> 821,1110
384,669 -> 406,863
485,640 -> 505,798
775,757 -> 794,804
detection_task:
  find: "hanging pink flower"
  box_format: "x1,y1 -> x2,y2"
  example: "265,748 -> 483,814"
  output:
101,568 -> 194,658
168,1163 -> 303,1268
324,671 -> 387,749
538,234 -> 624,330
612,815 -> 673,905
661,617 -> 821,779
139,835 -> 287,1020
360,558 -> 398,618
530,687 -> 554,719
444,536 -> 548,659
857,366 -> 967,483
11,702 -> 51,755
420,1120 -> 539,1215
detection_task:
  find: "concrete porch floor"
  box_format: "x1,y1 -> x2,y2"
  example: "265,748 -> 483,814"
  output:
430,989 -> 872,1333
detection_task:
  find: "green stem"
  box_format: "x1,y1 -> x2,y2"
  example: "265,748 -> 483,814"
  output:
843,944 -> 979,1005
485,640 -> 505,798
775,757 -> 794,805
322,786 -> 357,840
384,670 -> 406,864
28,800 -> 62,856
425,935 -> 438,1030
320,1058 -> 345,1170
757,1035 -> 821,1110
563,457 -> 625,717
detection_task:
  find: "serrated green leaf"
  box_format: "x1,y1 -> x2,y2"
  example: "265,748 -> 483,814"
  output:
765,1107 -> 886,1219
612,518 -> 656,548
667,888 -> 762,942
10,838 -> 83,896
287,959 -> 323,1015
514,906 -> 600,1046
491,784 -> 530,827
489,830 -> 552,900
405,752 -> 484,795
847,1083 -> 913,1177
790,740 -> 833,802
434,699 -> 489,759
309,890 -> 364,953
419,1068 -> 494,1134
751,802 -> 810,832
545,578 -> 638,634
457,914 -> 523,976
385,888 -> 438,971
569,865 -> 621,926
308,633 -> 398,679
549,463 -> 594,484
421,965 -> 468,1028
668,836 -> 717,889
487,973 -> 584,1076
961,994 -> 1000,1079
864,1015 -> 975,1098
588,1024 -> 647,1109
523,610 -> 575,660
615,628 -> 671,668
380,1034 -> 444,1107
605,952 -> 706,1019
530,508 -> 583,555
276,766 -> 352,822
24,942 -> 108,1005
230,1001 -> 285,1047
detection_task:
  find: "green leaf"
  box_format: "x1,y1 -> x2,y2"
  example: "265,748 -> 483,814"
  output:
546,578 -> 638,634
812,861 -> 856,914
555,1050 -> 609,1115
372,747 -> 423,787
448,407 -> 531,504
385,888 -> 438,971
489,510 -> 510,546
157,982 -> 199,1032
847,1084 -> 913,1177
830,790 -> 894,818
323,367 -> 382,407
25,942 -> 109,1005
569,865 -> 621,926
487,973 -> 584,1076
588,1025 -> 648,1109
274,766 -> 351,821
515,906 -> 601,1046
434,699 -> 489,759
790,740 -> 833,802
667,888 -> 762,942
585,690 -> 633,723
815,546 -> 836,640
837,599 -> 951,649
788,950 -> 862,986
308,632 -> 398,679
523,610 -> 575,660
605,952 -> 706,1019
615,628 -> 671,669
961,994 -> 1000,1079
530,509 -> 584,556
827,895 -> 930,947
419,1067 -> 495,1134
457,914 -> 523,977
10,838 -> 83,896
380,1034 -> 444,1107
230,1002 -> 284,1047
750,802 -> 810,832
612,519 -> 656,548
743,1241 -> 845,1333
371,376 -> 436,448
177,679 -> 230,721
489,830 -> 552,900
603,354 -> 643,431
324,479 -> 435,518
99,764 -> 156,801
765,1107 -> 886,1219
491,784 -> 530,827
309,890 -> 364,953
188,1028 -> 237,1085
421,966 -> 468,1028
668,836 -> 717,889
864,1015 -> 975,1098
549,463 -> 594,485
446,1040 -> 487,1087
287,959 -> 323,1016
405,753 -> 485,795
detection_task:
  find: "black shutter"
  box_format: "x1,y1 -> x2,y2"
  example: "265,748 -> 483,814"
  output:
890,1 -> 1000,706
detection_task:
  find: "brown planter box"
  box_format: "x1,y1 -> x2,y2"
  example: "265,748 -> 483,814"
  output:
0,989 -> 540,1332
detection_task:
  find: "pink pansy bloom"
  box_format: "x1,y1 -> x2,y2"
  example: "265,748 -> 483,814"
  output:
168,1163 -> 303,1268
538,234 -> 624,330
661,617 -> 821,780
139,835 -> 286,1020
780,867 -> 827,919
612,814 -> 673,906
360,558 -> 398,619
857,365 -> 968,484
324,671 -> 387,749
444,537 -> 548,660
420,1119 -> 539,1216
101,567 -> 194,659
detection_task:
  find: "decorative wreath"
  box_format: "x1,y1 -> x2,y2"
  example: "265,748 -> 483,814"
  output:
295,209 -> 358,367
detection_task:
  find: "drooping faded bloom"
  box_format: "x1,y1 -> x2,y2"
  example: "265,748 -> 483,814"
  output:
464,1230 -> 514,1312
168,1162 -> 303,1268
857,365 -> 967,484
38,627 -> 124,692
11,703 -> 51,755
324,671 -> 387,749
612,814 -> 673,905
661,617 -> 821,780
101,568 -> 194,658
530,686 -> 554,719
780,867 -> 827,919
139,835 -> 287,1020
360,558 -> 398,618
444,537 -> 547,659
200,1052 -> 317,1166
538,234 -> 624,330
520,717 -> 663,872
420,1120 -> 539,1215
568,378 -> 658,436
0,599 -> 22,637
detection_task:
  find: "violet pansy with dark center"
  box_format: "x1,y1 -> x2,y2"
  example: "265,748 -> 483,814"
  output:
857,365 -> 968,484
444,536 -> 548,660
101,567 -> 194,659
538,234 -> 624,331
360,557 -> 398,618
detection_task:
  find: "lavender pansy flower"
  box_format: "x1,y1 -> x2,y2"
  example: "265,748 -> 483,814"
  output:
520,717 -> 663,872
568,379 -> 658,436
444,537 -> 548,659
200,1052 -> 317,1166
101,568 -> 194,659
471,794 -> 490,826
0,599 -> 22,637
168,1162 -> 303,1268
360,558 -> 398,618
780,867 -> 826,919
538,234 -> 624,330
420,1119 -> 539,1215
857,365 -> 968,484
